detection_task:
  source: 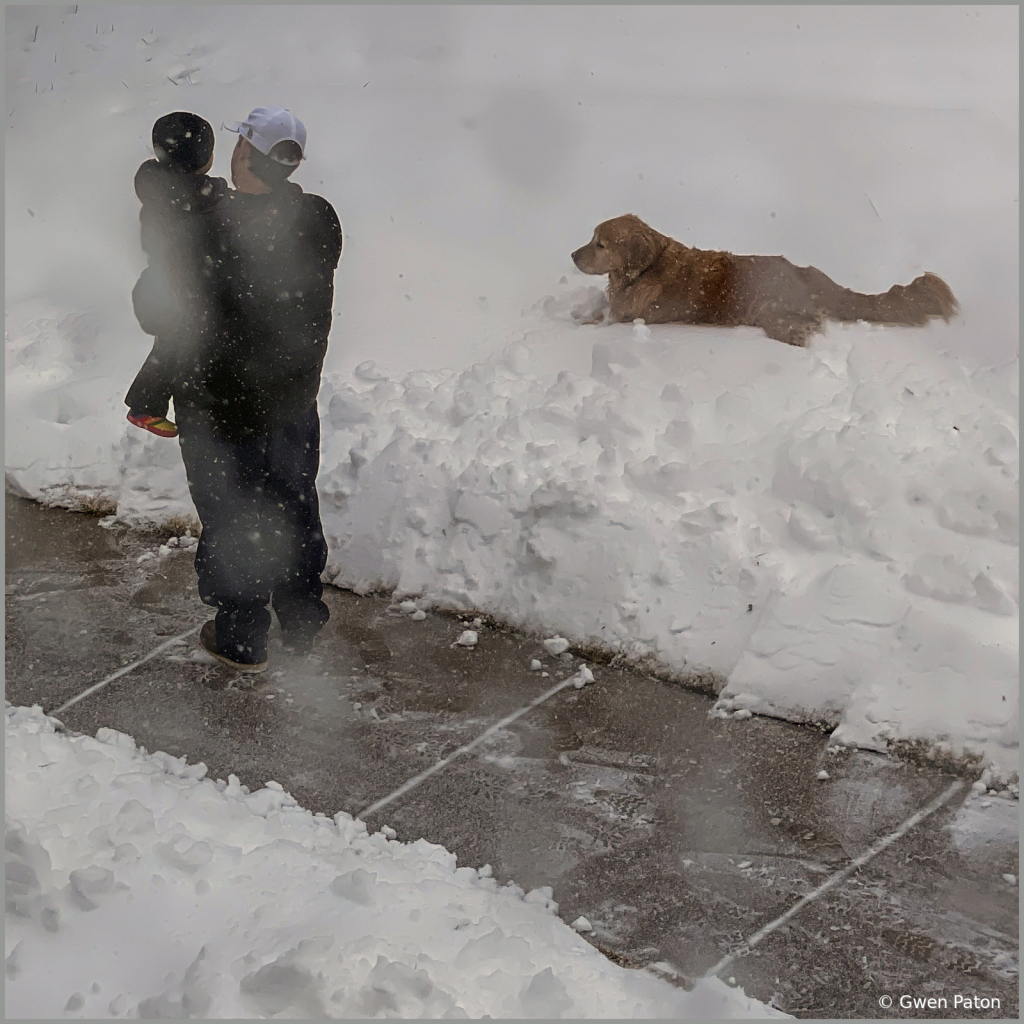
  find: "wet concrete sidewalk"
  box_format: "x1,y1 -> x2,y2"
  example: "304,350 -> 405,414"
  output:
5,493 -> 1019,1018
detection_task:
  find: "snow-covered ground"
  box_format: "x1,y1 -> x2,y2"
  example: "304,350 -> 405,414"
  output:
4,703 -> 784,1019
5,4 -> 1019,792
4,8 -> 1018,1016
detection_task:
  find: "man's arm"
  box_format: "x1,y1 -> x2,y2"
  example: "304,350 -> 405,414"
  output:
247,193 -> 343,375
303,193 -> 343,273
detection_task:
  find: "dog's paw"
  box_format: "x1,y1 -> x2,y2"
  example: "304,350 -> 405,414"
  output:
571,292 -> 610,325
757,312 -> 824,347
541,286 -> 608,325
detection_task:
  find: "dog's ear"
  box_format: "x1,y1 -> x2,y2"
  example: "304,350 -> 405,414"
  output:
618,221 -> 661,282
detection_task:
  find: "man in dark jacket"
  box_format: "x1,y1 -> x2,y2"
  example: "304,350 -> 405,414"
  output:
172,106 -> 343,672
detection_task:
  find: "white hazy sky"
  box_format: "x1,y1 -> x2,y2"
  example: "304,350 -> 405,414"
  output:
5,4 -> 1019,371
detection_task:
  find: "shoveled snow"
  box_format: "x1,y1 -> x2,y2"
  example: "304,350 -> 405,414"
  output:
4,7 -> 1018,779
4,704 -> 783,1019
544,637 -> 572,657
572,666 -> 596,690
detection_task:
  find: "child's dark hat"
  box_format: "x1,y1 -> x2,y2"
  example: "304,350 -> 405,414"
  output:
152,111 -> 214,173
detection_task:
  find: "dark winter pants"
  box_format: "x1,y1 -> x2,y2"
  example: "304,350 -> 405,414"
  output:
177,406 -> 330,663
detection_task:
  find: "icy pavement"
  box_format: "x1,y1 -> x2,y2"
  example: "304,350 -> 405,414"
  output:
5,494 -> 1019,1018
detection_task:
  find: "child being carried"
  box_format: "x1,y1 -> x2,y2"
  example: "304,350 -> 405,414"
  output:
125,111 -> 227,438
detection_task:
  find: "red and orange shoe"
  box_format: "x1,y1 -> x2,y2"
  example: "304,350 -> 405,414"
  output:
127,412 -> 179,438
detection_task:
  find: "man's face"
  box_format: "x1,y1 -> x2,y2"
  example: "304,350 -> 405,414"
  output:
230,134 -> 273,194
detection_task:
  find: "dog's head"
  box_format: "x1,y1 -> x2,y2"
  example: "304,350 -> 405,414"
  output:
571,214 -> 667,283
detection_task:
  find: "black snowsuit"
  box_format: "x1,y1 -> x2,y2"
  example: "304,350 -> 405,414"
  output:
161,182 -> 344,663
126,160 -> 228,416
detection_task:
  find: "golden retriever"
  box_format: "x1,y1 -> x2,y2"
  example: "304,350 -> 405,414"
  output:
571,214 -> 958,346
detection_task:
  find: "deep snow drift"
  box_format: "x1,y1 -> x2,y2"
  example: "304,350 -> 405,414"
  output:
5,8 -> 1019,776
4,704 -> 783,1019
315,313 -> 1020,782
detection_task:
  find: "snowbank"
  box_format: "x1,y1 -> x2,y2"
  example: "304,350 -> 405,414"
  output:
315,307 -> 1020,781
4,704 -> 783,1019
12,287 -> 1019,779
5,7 -> 1019,775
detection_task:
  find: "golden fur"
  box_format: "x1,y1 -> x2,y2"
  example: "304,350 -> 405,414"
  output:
572,214 -> 958,346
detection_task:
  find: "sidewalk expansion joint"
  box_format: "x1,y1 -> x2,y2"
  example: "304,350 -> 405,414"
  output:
48,622 -> 204,717
699,778 -> 967,981
356,673 -> 584,819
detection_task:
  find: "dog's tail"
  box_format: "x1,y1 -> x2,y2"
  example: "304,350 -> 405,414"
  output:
826,272 -> 959,328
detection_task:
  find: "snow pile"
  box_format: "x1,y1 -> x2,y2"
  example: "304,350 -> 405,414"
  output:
4,300 -> 126,506
311,307 -> 1019,777
3,295 -> 195,517
4,704 -> 782,1019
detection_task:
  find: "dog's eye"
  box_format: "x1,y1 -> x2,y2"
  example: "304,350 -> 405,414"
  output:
595,241 -> 605,249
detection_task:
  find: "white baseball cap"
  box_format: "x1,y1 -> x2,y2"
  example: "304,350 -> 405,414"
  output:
223,106 -> 306,165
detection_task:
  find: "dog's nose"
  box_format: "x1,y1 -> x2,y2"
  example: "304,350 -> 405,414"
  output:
571,248 -> 583,265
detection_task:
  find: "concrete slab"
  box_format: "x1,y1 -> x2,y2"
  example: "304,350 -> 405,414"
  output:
5,493 -> 1019,1018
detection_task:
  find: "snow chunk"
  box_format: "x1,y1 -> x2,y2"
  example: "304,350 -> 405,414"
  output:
354,360 -> 389,382
155,837 -> 213,875
521,967 -> 572,1018
330,868 -> 376,905
455,630 -> 478,648
66,866 -> 116,910
571,665 -> 595,689
543,636 -> 570,656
